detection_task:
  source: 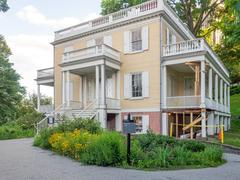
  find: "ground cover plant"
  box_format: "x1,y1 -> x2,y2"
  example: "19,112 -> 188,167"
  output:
34,119 -> 224,170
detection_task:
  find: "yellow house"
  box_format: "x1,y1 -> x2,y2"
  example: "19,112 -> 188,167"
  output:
36,0 -> 231,138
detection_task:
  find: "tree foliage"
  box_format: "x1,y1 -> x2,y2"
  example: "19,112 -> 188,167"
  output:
28,93 -> 52,109
214,0 -> 240,83
0,0 -> 9,12
0,36 -> 25,124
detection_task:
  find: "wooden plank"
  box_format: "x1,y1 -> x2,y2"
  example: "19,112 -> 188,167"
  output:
183,117 -> 202,131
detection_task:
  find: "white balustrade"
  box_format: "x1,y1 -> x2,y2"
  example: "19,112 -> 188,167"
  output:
163,38 -> 204,56
37,68 -> 54,79
106,98 -> 120,109
55,0 -> 159,41
62,44 -> 120,63
166,96 -> 201,108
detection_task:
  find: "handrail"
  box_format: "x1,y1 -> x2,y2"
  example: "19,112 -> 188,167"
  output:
36,103 -> 65,134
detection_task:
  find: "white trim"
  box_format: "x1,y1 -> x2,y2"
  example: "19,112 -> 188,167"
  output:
121,108 -> 160,113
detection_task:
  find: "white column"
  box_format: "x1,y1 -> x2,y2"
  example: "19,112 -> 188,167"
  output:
215,114 -> 220,134
224,83 -> 227,106
83,76 -> 87,107
215,74 -> 218,102
162,65 -> 167,108
37,84 -> 41,111
99,64 -> 107,128
62,71 -> 65,106
224,116 -> 228,131
116,70 -> 120,99
200,61 -> 206,108
207,112 -> 214,136
220,79 -> 223,104
115,113 -> 122,132
208,68 -> 213,99
228,117 -> 231,130
162,113 -> 168,135
79,76 -> 83,107
66,70 -> 70,107
95,65 -> 100,107
201,110 -> 207,138
101,64 -> 106,106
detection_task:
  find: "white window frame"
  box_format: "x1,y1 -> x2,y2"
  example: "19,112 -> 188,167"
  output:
131,72 -> 143,98
131,28 -> 142,52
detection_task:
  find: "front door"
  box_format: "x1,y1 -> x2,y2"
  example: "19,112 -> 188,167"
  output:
107,114 -> 116,130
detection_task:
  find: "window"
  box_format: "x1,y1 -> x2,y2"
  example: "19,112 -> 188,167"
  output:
95,37 -> 103,52
131,29 -> 142,51
133,116 -> 143,133
132,73 -> 142,97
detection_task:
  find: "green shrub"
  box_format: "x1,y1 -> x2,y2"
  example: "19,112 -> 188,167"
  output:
181,140 -> 206,152
16,111 -> 43,130
81,131 -> 126,166
0,122 -> 34,140
195,145 -> 223,166
56,118 -> 102,134
33,128 -> 54,149
230,85 -> 240,95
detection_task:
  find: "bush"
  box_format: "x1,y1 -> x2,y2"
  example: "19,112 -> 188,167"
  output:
55,118 -> 102,134
34,118 -> 102,149
230,85 -> 240,95
16,111 -> 43,130
0,121 -> 34,140
81,131 -> 126,166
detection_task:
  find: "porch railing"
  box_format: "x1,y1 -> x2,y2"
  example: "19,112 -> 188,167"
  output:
55,0 -> 160,40
62,44 -> 120,63
163,38 -> 205,56
37,68 -> 54,79
106,98 -> 120,109
166,96 -> 201,108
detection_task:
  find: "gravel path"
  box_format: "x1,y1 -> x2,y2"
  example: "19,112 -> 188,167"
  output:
0,138 -> 240,180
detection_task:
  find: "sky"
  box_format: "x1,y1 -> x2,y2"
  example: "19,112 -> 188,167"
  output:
0,0 -> 101,97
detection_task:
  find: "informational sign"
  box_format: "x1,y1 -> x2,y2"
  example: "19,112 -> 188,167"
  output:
123,122 -> 136,134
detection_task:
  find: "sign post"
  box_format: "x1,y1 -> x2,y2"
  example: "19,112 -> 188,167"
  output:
123,113 -> 136,165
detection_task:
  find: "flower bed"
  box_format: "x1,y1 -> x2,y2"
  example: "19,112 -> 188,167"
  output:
34,119 -> 224,170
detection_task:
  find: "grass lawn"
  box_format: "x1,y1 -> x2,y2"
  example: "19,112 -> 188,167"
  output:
224,120 -> 240,147
222,94 -> 240,147
230,94 -> 240,117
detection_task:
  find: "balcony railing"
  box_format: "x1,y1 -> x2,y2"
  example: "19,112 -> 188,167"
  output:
163,38 -> 205,56
205,98 -> 230,113
62,44 -> 120,63
37,68 -> 54,79
166,96 -> 201,108
55,0 -> 160,41
106,98 -> 120,109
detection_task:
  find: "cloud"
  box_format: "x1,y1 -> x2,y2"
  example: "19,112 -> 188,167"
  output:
16,5 -> 99,29
6,34 -> 54,96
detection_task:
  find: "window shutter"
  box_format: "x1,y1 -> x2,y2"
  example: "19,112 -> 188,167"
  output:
87,39 -> 96,47
104,35 -> 112,47
124,74 -> 132,99
142,26 -> 149,50
142,115 -> 149,133
142,72 -> 149,98
124,31 -> 130,53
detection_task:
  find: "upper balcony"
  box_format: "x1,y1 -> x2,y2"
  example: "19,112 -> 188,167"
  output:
162,38 -> 205,57
62,44 -> 120,66
36,68 -> 54,86
54,0 -> 160,41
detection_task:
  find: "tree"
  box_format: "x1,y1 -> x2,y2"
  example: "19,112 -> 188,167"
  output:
0,0 -> 9,12
0,36 -> 25,124
214,0 -> 240,84
28,93 -> 52,109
